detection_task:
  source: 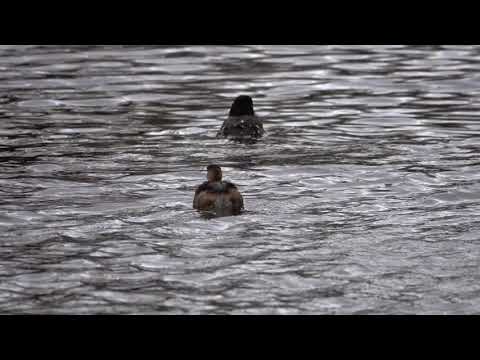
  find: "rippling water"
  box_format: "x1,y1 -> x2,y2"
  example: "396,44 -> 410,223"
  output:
1,45 -> 480,314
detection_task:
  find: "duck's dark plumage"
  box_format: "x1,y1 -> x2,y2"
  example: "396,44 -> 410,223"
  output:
217,115 -> 264,139
217,95 -> 264,139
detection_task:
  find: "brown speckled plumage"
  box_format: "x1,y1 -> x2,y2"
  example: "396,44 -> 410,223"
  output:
193,166 -> 244,216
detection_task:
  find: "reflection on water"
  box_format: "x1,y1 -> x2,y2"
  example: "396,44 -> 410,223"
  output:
1,45 -> 480,314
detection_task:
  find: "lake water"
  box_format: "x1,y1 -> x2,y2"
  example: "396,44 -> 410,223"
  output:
1,45 -> 480,314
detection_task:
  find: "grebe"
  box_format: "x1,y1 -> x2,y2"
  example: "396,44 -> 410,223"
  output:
193,165 -> 244,216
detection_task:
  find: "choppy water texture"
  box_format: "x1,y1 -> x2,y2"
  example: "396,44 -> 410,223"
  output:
1,45 -> 480,314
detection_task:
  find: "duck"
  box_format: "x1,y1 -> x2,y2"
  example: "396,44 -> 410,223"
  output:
216,95 -> 265,140
193,165 -> 244,216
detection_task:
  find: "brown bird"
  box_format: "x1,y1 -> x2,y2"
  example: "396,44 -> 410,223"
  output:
193,165 -> 244,216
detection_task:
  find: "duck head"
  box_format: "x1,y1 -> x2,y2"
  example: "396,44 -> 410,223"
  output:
207,164 -> 223,182
229,95 -> 255,117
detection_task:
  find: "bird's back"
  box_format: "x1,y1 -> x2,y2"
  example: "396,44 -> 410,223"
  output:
217,115 -> 264,139
193,181 -> 244,215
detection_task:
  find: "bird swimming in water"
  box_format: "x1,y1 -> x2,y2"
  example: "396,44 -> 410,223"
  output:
193,165 -> 244,216
217,95 -> 264,140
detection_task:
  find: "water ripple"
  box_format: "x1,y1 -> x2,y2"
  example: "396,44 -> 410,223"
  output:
1,45 -> 480,314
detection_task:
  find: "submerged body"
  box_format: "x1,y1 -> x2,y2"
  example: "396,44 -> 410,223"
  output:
193,165 -> 244,216
217,115 -> 264,139
217,95 -> 264,140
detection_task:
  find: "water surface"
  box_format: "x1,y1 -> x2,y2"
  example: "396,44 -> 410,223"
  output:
1,45 -> 480,314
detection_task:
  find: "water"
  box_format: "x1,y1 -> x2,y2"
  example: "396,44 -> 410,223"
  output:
1,45 -> 480,314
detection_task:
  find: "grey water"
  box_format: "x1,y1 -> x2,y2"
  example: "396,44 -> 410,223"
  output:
1,45 -> 480,314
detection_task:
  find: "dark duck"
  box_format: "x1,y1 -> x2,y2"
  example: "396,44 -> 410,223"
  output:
193,165 -> 244,216
217,95 -> 264,140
